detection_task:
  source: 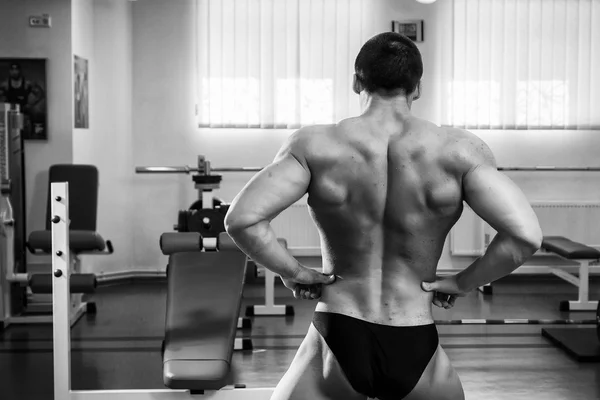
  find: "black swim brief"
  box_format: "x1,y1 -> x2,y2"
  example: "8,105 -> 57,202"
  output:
312,311 -> 439,400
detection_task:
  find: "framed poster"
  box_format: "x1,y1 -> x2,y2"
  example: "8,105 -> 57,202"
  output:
74,55 -> 89,129
0,58 -> 48,140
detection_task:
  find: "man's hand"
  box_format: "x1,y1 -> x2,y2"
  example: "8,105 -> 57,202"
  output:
421,275 -> 467,309
281,267 -> 336,300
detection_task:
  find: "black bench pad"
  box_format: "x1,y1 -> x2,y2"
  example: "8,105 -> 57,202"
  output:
542,236 -> 600,260
28,230 -> 106,253
163,251 -> 247,390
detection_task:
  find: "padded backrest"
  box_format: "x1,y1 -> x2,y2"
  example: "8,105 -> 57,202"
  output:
45,164 -> 98,231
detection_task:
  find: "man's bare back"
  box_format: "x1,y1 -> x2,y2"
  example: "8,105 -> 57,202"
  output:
225,32 -> 542,400
306,115 -> 469,326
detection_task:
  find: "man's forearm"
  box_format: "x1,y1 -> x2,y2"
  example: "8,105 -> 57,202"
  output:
456,233 -> 539,292
227,221 -> 303,279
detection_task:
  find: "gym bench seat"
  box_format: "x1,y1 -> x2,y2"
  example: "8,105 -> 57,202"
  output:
541,236 -> 600,311
542,236 -> 600,260
27,164 -> 113,256
163,250 -> 248,390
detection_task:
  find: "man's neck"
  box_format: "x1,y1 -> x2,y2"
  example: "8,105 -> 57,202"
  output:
361,93 -> 413,119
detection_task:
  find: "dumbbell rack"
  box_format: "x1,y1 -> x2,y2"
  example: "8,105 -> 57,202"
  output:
137,155 -> 294,317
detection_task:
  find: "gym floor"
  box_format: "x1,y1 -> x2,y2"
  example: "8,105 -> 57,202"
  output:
1,276 -> 599,400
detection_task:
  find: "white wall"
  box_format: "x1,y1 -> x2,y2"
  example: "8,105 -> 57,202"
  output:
0,0 -> 73,267
70,0 -> 134,274
71,0 -> 95,272
125,0 -> 600,271
131,0 -> 199,270
72,0 -> 94,158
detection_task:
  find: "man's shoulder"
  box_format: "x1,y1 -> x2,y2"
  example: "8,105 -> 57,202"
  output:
280,124 -> 334,160
443,126 -> 478,143
288,123 -> 337,148
296,123 -> 337,136
440,127 -> 496,171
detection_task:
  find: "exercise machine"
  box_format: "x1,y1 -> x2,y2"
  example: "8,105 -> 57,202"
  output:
23,164 -> 113,326
137,155 -> 294,317
0,103 -> 27,328
51,182 -> 274,399
0,104 -> 110,329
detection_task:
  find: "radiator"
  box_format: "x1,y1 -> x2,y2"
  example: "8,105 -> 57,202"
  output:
450,202 -> 600,256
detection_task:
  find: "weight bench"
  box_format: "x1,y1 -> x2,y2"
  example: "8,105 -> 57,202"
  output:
51,183 -> 274,399
539,237 -> 600,362
541,236 -> 600,311
161,233 -> 254,392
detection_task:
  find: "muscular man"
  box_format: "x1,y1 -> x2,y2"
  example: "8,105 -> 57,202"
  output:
225,32 -> 543,400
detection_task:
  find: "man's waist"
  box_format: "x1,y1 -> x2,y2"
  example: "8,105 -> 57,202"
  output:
316,287 -> 434,326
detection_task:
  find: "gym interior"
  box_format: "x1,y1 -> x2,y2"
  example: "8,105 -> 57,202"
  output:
1,0 -> 600,399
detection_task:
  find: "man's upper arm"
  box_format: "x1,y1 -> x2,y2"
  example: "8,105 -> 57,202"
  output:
459,131 -> 542,245
225,128 -> 312,231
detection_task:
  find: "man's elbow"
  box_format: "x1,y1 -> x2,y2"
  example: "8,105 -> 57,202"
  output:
224,211 -> 259,237
224,213 -> 244,237
517,224 -> 543,254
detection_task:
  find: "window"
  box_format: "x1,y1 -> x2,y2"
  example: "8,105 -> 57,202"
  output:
195,0 -> 375,128
443,0 -> 600,129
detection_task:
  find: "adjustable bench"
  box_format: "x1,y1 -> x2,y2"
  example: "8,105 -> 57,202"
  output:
541,236 -> 600,311
51,183 -> 274,399
162,237 -> 252,391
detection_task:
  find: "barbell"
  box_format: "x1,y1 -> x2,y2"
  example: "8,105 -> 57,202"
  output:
135,158 -> 600,175
135,166 -> 600,173
136,166 -> 263,174
498,167 -> 600,172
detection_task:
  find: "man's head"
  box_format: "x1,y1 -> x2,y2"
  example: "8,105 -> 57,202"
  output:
354,32 -> 423,100
9,63 -> 22,79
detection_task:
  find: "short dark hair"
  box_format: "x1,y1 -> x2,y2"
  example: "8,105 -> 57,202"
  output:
354,32 -> 423,95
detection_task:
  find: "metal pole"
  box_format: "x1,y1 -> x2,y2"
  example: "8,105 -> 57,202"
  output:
136,165 -> 600,174
498,167 -> 600,171
135,166 -> 199,174
211,167 -> 263,172
52,182 -> 72,400
135,166 -> 263,174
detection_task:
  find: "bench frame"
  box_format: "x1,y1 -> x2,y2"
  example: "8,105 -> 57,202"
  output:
547,256 -> 598,311
51,183 -> 274,400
